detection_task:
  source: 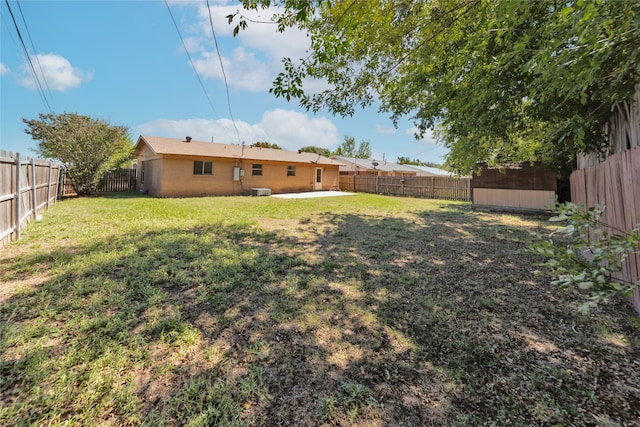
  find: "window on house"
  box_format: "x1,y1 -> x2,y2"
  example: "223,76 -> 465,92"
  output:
287,165 -> 295,176
252,164 -> 263,176
193,160 -> 213,175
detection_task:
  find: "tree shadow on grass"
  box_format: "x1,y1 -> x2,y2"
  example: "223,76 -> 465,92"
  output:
1,206 -> 639,426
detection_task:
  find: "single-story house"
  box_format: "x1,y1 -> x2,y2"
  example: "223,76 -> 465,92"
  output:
332,156 -> 419,176
134,135 -> 341,197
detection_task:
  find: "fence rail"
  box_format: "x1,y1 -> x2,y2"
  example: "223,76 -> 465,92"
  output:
339,175 -> 471,201
570,146 -> 640,314
1,150 -> 64,248
98,168 -> 137,192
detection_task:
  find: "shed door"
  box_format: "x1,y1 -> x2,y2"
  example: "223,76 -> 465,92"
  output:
314,167 -> 323,190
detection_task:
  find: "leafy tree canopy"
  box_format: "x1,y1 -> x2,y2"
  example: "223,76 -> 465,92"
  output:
251,141 -> 282,149
23,112 -> 133,196
231,0 -> 640,174
396,157 -> 442,168
299,145 -> 332,157
333,136 -> 372,158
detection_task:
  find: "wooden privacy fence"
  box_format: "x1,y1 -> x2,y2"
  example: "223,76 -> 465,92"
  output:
570,146 -> 640,314
98,168 -> 137,192
60,168 -> 137,195
339,175 -> 471,201
1,150 -> 64,248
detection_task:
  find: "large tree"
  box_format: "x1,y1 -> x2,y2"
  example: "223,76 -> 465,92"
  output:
251,141 -> 282,149
231,0 -> 640,174
333,135 -> 372,158
397,157 -> 442,168
298,145 -> 332,157
23,113 -> 133,195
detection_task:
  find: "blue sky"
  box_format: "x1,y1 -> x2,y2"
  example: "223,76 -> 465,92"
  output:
1,0 -> 448,164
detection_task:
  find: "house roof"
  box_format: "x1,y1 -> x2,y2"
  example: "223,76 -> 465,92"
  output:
136,135 -> 341,166
331,156 -> 421,173
404,165 -> 451,176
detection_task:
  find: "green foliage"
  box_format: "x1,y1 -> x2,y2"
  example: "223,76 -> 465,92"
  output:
320,381 -> 374,423
298,145 -> 332,157
334,135 -> 372,158
232,0 -> 640,175
23,112 -> 133,195
354,139 -> 372,159
532,202 -> 640,313
397,156 -> 442,168
251,141 -> 282,149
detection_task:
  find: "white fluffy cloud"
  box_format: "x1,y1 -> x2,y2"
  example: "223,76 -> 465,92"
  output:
195,3 -> 309,58
134,108 -> 339,151
193,47 -> 272,92
18,54 -> 92,91
0,63 -> 10,75
177,2 -> 310,93
406,126 -> 439,146
375,124 -> 396,135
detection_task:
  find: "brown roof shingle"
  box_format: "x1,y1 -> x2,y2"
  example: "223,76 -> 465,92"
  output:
136,135 -> 340,166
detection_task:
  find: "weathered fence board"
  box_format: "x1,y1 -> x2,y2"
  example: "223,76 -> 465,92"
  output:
0,150 -> 64,248
339,175 -> 470,201
98,169 -> 137,192
61,168 -> 137,195
570,146 -> 640,314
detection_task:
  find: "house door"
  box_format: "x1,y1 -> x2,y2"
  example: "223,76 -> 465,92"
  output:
314,167 -> 323,190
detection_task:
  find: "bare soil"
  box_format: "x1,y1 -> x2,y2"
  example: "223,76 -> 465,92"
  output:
1,200 -> 639,426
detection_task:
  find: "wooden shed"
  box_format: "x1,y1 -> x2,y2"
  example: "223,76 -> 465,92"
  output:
472,163 -> 557,213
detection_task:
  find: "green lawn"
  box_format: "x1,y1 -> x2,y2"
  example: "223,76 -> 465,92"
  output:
1,193 -> 639,426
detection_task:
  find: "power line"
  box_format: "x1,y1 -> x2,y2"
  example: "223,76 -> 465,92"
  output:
206,0 -> 241,144
15,0 -> 56,110
4,0 -> 53,113
164,0 -> 218,118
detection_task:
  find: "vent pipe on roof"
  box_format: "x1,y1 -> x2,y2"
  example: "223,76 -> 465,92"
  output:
185,136 -> 192,142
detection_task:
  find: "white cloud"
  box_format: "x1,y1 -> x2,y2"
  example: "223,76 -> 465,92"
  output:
134,108 -> 339,151
175,2 -> 310,93
375,124 -> 396,135
259,109 -> 339,149
193,47 -> 272,92
405,126 -> 438,146
0,63 -> 10,75
196,3 -> 309,59
18,54 -> 92,91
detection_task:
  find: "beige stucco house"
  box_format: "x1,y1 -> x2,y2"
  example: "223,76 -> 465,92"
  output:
134,135 -> 341,197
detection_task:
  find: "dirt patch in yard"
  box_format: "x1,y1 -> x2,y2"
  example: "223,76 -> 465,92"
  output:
1,199 -> 639,426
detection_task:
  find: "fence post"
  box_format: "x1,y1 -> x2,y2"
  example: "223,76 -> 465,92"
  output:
31,158 -> 37,220
15,153 -> 21,240
55,165 -> 62,199
47,161 -> 53,208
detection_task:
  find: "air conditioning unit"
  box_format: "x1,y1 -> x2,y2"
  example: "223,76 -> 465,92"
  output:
251,188 -> 271,196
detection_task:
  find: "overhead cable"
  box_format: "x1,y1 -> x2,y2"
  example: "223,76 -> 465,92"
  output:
164,0 -> 218,118
16,0 -> 55,110
206,0 -> 241,144
4,0 -> 53,113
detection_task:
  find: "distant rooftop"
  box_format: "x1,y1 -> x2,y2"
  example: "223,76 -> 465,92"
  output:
331,156 -> 421,173
404,165 -> 451,176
